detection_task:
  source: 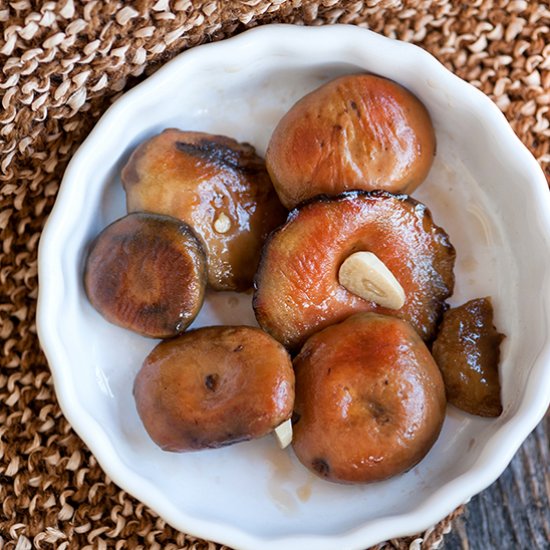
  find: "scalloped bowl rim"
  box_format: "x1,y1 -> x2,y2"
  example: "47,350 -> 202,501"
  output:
37,24 -> 550,550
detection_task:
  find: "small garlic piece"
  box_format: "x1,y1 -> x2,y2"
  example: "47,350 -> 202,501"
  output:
273,418 -> 293,449
213,212 -> 231,234
338,251 -> 405,310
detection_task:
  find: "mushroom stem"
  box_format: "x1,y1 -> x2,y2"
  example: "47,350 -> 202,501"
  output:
273,418 -> 293,449
214,212 -> 232,234
338,251 -> 405,310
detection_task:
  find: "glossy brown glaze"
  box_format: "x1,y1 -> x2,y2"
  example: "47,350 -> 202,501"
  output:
253,191 -> 455,351
134,326 -> 295,452
292,313 -> 446,484
84,212 -> 206,338
266,74 -> 436,209
432,297 -> 504,417
122,129 -> 287,291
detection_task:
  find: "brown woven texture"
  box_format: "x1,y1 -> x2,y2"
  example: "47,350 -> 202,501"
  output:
0,0 -> 548,549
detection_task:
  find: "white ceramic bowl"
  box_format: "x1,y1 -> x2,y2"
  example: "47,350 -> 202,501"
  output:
37,25 -> 550,550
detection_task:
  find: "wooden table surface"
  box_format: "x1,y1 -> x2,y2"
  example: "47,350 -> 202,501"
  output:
441,411 -> 549,550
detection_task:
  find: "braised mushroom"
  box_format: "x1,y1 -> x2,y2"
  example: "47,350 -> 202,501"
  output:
292,313 -> 446,484
266,74 -> 436,209
432,297 -> 504,417
84,212 -> 206,338
134,326 -> 295,452
122,129 -> 287,291
253,191 -> 455,350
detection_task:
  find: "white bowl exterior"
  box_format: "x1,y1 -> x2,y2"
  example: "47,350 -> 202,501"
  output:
37,25 -> 550,550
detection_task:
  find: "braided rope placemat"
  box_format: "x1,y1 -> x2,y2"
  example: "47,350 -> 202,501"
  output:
0,1 -> 548,549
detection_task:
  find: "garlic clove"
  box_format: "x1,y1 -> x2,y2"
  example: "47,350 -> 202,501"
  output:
339,251 -> 405,310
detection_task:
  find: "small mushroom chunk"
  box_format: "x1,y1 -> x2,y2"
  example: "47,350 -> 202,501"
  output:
253,191 -> 455,351
122,130 -> 287,291
432,297 -> 504,417
266,74 -> 436,209
84,213 -> 206,338
134,326 -> 295,452
292,313 -> 446,484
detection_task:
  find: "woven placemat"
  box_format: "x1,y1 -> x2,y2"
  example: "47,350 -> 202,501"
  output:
0,1 -> 548,549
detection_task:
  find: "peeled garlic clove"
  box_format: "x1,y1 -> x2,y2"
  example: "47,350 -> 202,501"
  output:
339,251 -> 405,310
273,418 -> 293,449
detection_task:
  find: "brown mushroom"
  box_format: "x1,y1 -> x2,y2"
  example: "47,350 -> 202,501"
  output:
122,129 -> 287,291
432,297 -> 504,417
84,212 -> 206,338
266,74 -> 436,209
134,326 -> 295,452
253,191 -> 455,351
292,313 -> 446,484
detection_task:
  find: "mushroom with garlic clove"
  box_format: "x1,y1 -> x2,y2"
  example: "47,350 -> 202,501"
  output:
253,191 -> 455,351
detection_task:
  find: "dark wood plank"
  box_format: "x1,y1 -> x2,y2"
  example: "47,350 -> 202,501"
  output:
442,411 -> 549,550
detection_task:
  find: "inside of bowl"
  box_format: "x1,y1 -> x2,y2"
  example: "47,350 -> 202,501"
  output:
50,36 -> 548,542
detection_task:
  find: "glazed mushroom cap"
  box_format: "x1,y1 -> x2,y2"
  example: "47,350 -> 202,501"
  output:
432,297 -> 504,417
266,74 -> 436,209
292,313 -> 446,484
121,129 -> 287,292
253,190 -> 455,351
134,326 -> 295,452
84,212 -> 207,338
